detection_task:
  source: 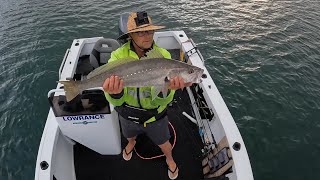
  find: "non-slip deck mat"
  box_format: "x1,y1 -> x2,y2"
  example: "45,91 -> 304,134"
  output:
74,90 -> 204,180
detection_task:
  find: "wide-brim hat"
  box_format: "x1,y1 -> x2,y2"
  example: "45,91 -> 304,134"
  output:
118,11 -> 165,40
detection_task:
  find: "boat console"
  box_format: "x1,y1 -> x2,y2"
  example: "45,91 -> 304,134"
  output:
48,38 -> 122,155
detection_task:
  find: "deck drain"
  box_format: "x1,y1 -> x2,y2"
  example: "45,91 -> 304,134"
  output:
202,74 -> 207,78
232,142 -> 241,151
40,161 -> 49,170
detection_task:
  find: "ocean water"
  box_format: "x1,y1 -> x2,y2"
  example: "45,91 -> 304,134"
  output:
0,0 -> 319,179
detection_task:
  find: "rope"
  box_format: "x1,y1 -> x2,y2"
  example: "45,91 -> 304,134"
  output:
134,121 -> 176,160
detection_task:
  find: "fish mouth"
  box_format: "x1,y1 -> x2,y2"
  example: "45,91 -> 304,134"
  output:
195,69 -> 204,83
196,77 -> 202,83
190,74 -> 203,84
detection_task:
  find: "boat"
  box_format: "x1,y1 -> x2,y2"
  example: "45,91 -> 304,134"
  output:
34,31 -> 254,180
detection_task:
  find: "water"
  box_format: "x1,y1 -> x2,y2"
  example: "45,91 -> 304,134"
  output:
0,0 -> 319,179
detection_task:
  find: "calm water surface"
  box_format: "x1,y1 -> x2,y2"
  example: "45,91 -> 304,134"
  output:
0,0 -> 319,179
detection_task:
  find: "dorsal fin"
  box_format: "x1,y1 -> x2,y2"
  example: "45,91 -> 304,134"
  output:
87,57 -> 136,79
141,49 -> 164,60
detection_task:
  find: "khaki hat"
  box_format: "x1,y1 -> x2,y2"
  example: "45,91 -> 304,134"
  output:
118,11 -> 165,39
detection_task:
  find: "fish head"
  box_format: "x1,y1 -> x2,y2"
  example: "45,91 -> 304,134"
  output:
178,66 -> 204,84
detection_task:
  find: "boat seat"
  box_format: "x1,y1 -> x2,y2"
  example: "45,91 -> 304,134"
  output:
89,38 -> 120,68
202,136 -> 234,178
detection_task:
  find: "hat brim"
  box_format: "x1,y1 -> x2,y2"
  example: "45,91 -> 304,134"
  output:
118,25 -> 165,40
128,24 -> 165,33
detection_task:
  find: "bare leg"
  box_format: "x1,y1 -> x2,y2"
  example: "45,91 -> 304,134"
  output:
159,140 -> 179,178
125,136 -> 137,152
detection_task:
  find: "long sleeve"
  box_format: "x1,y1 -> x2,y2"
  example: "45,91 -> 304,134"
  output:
104,89 -> 125,106
103,48 -> 126,106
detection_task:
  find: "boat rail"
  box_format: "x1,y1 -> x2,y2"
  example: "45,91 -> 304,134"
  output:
59,49 -> 70,79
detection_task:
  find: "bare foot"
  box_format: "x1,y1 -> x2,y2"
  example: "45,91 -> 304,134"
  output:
123,140 -> 136,161
167,159 -> 179,179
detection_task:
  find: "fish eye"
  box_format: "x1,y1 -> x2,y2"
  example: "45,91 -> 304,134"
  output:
188,69 -> 194,74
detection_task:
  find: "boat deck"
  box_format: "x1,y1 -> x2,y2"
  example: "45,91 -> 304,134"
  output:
73,89 -> 205,180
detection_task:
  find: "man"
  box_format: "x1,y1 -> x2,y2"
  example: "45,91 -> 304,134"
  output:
102,11 -> 191,180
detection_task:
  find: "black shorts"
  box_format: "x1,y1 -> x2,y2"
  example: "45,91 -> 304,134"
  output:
119,115 -> 171,145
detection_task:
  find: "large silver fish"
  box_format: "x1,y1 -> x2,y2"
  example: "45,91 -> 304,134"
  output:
59,49 -> 204,102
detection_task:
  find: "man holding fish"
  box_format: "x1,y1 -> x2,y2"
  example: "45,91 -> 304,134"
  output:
59,11 -> 204,180
103,11 -> 198,180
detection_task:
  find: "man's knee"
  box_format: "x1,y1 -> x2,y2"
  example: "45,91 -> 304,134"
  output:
158,140 -> 172,149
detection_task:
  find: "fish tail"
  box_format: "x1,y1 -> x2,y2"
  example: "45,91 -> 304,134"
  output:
58,80 -> 81,102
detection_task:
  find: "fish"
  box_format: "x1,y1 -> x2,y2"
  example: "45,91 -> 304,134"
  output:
58,49 -> 204,102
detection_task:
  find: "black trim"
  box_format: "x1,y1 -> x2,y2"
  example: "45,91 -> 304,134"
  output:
115,103 -> 167,124
109,90 -> 124,99
137,88 -> 142,108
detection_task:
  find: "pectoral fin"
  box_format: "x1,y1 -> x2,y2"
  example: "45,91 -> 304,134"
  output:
151,76 -> 171,100
161,81 -> 170,98
151,83 -> 170,100
151,86 -> 162,101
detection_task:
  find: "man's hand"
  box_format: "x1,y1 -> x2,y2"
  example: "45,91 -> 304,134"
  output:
168,76 -> 192,90
103,75 -> 124,94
